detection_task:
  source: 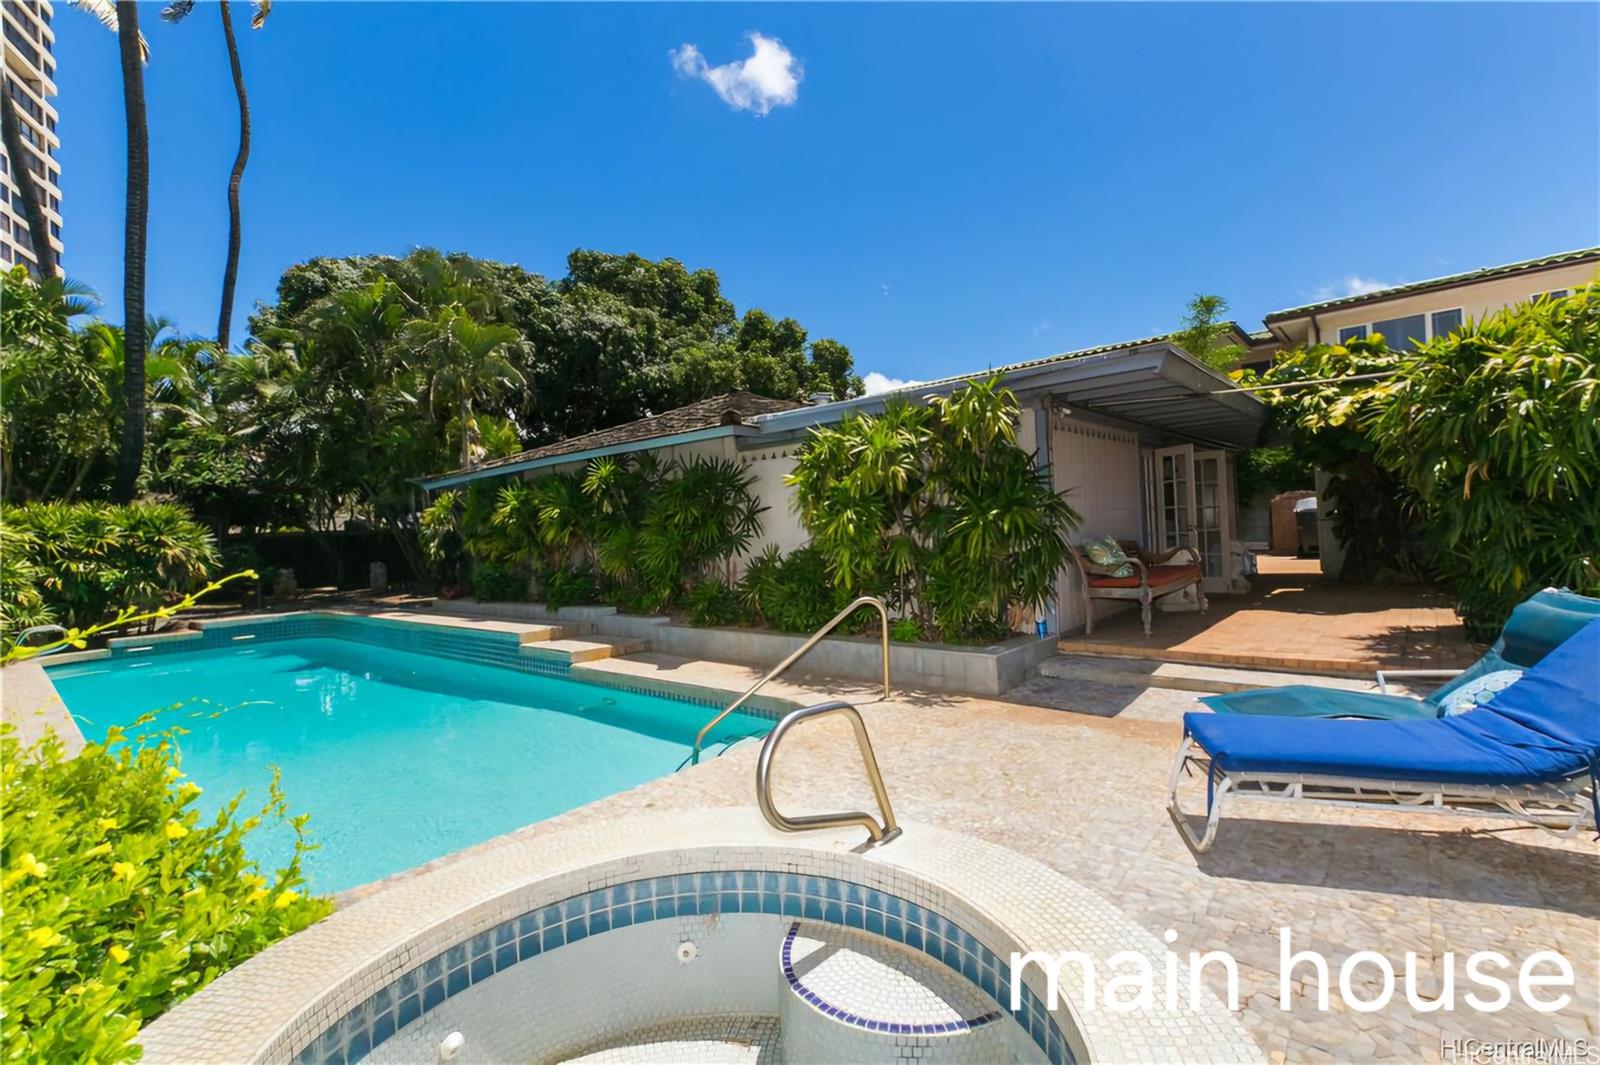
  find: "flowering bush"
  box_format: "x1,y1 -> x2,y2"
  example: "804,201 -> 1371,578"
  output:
0,722 -> 331,1062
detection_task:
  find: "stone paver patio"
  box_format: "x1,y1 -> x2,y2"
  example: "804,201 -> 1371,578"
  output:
1060,561 -> 1480,676
337,648 -> 1595,1063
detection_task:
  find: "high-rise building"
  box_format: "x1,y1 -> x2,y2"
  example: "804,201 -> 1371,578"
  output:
1,0 -> 62,275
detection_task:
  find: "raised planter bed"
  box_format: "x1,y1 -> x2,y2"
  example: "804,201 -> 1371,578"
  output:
434,599 -> 1057,696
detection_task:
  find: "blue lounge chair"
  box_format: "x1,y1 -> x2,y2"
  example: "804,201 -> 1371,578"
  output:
1168,618 -> 1600,851
1200,588 -> 1600,719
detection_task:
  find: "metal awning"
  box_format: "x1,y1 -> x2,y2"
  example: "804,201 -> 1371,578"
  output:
752,341 -> 1268,449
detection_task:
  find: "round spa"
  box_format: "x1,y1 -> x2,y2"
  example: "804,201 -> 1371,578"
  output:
135,813 -> 1259,1065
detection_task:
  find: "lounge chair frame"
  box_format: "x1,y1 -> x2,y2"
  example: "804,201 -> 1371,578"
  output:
1167,734 -> 1596,853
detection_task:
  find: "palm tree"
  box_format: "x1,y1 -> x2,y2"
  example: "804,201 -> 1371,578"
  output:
161,0 -> 271,349
70,0 -> 151,502
402,306 -> 526,468
0,89 -> 56,276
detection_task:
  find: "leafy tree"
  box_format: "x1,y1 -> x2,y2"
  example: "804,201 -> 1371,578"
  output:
1260,284 -> 1599,636
1171,293 -> 1246,372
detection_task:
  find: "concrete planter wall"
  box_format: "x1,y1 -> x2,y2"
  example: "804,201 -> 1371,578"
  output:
442,599 -> 1056,696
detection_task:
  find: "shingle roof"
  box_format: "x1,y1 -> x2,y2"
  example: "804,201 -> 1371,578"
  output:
1264,246 -> 1600,321
882,334 -> 1174,395
429,391 -> 807,482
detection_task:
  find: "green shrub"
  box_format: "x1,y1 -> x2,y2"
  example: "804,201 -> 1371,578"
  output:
0,723 -> 330,1063
470,561 -> 528,603
684,578 -> 742,627
788,375 -> 1080,640
0,501 -> 219,647
738,544 -> 847,633
889,617 -> 925,643
538,564 -> 599,610
1262,284 -> 1600,636
1368,285 -> 1600,636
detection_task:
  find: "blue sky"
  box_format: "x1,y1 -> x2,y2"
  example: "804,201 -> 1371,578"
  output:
55,2 -> 1600,388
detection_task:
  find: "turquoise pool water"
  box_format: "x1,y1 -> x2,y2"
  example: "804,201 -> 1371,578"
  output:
48,636 -> 769,892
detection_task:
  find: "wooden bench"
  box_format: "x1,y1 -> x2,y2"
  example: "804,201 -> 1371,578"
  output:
1065,540 -> 1208,637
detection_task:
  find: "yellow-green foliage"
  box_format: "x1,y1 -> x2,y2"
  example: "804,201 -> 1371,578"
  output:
0,724 -> 331,1062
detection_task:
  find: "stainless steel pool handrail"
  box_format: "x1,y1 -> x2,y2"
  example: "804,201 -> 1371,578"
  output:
690,595 -> 889,765
11,624 -> 70,657
756,700 -> 901,845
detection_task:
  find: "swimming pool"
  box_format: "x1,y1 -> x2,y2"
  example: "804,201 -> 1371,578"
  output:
46,618 -> 772,892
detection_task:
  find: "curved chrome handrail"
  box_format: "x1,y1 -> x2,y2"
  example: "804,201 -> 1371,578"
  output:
690,595 -> 889,765
10,624 -> 70,657
756,700 -> 901,845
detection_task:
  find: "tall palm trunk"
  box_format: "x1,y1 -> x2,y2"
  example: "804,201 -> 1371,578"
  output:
216,0 -> 249,349
111,0 -> 149,503
0,89 -> 57,277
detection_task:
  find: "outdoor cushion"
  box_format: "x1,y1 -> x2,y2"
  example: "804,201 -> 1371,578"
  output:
1200,686 -> 1441,720
1436,669 -> 1523,717
1086,563 -> 1201,589
1084,537 -> 1135,578
1184,620 -> 1600,788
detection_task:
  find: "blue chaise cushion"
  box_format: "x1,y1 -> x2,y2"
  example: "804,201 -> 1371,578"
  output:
1185,620 -> 1600,787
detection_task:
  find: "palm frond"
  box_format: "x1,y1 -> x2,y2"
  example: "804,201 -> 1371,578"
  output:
250,0 -> 271,29
160,0 -> 194,23
69,0 -> 151,60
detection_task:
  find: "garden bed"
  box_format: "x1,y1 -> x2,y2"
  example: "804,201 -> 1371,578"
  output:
433,599 -> 1058,695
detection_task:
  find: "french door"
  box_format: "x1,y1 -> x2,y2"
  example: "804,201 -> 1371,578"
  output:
1148,444 -> 1232,593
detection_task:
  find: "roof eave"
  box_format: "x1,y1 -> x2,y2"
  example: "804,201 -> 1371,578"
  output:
415,424 -> 760,491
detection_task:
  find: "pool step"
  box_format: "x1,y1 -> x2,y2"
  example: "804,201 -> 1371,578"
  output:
778,921 -> 1012,1064
520,636 -> 648,665
558,1015 -> 780,1064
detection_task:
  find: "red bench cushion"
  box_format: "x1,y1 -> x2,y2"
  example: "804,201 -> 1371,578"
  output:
1086,563 -> 1202,589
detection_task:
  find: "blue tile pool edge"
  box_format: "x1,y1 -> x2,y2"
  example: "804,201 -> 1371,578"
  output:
296,871 -> 1070,1065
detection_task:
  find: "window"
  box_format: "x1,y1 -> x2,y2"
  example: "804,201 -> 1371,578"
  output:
1,240 -> 12,263
1430,308 -> 1463,339
1337,325 -> 1368,344
48,194 -> 57,211
49,221 -> 58,237
1532,289 -> 1570,302
1371,313 -> 1427,351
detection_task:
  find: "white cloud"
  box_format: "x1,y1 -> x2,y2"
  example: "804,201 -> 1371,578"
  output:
670,33 -> 802,116
1030,320 -> 1053,336
862,371 -> 920,395
1313,275 -> 1392,301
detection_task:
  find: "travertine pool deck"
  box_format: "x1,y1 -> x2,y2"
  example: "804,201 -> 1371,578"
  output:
187,650 -> 1599,1063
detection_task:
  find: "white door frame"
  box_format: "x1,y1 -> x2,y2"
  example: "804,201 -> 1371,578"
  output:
1191,448 -> 1234,594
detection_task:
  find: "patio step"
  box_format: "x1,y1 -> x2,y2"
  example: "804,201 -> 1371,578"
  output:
1038,654 -> 1396,696
520,635 -> 647,665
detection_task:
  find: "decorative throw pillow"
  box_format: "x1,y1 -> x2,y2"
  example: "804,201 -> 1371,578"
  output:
1084,536 -> 1135,578
1437,669 -> 1523,717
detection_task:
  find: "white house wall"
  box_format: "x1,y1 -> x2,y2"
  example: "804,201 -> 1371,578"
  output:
739,446 -> 810,560
1049,412 -> 1143,634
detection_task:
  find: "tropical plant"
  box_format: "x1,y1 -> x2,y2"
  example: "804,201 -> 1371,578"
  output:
1,573 -> 329,1061
470,561 -> 527,603
0,501 -> 219,645
736,544 -> 848,633
634,457 -> 766,603
0,722 -> 327,1063
401,305 -> 525,468
537,564 -> 600,610
684,577 -> 742,627
1259,284 -> 1600,636
1171,293 -> 1246,372
160,0 -> 271,348
1367,286 -> 1600,636
788,375 -> 1080,640
1248,334 -> 1428,581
